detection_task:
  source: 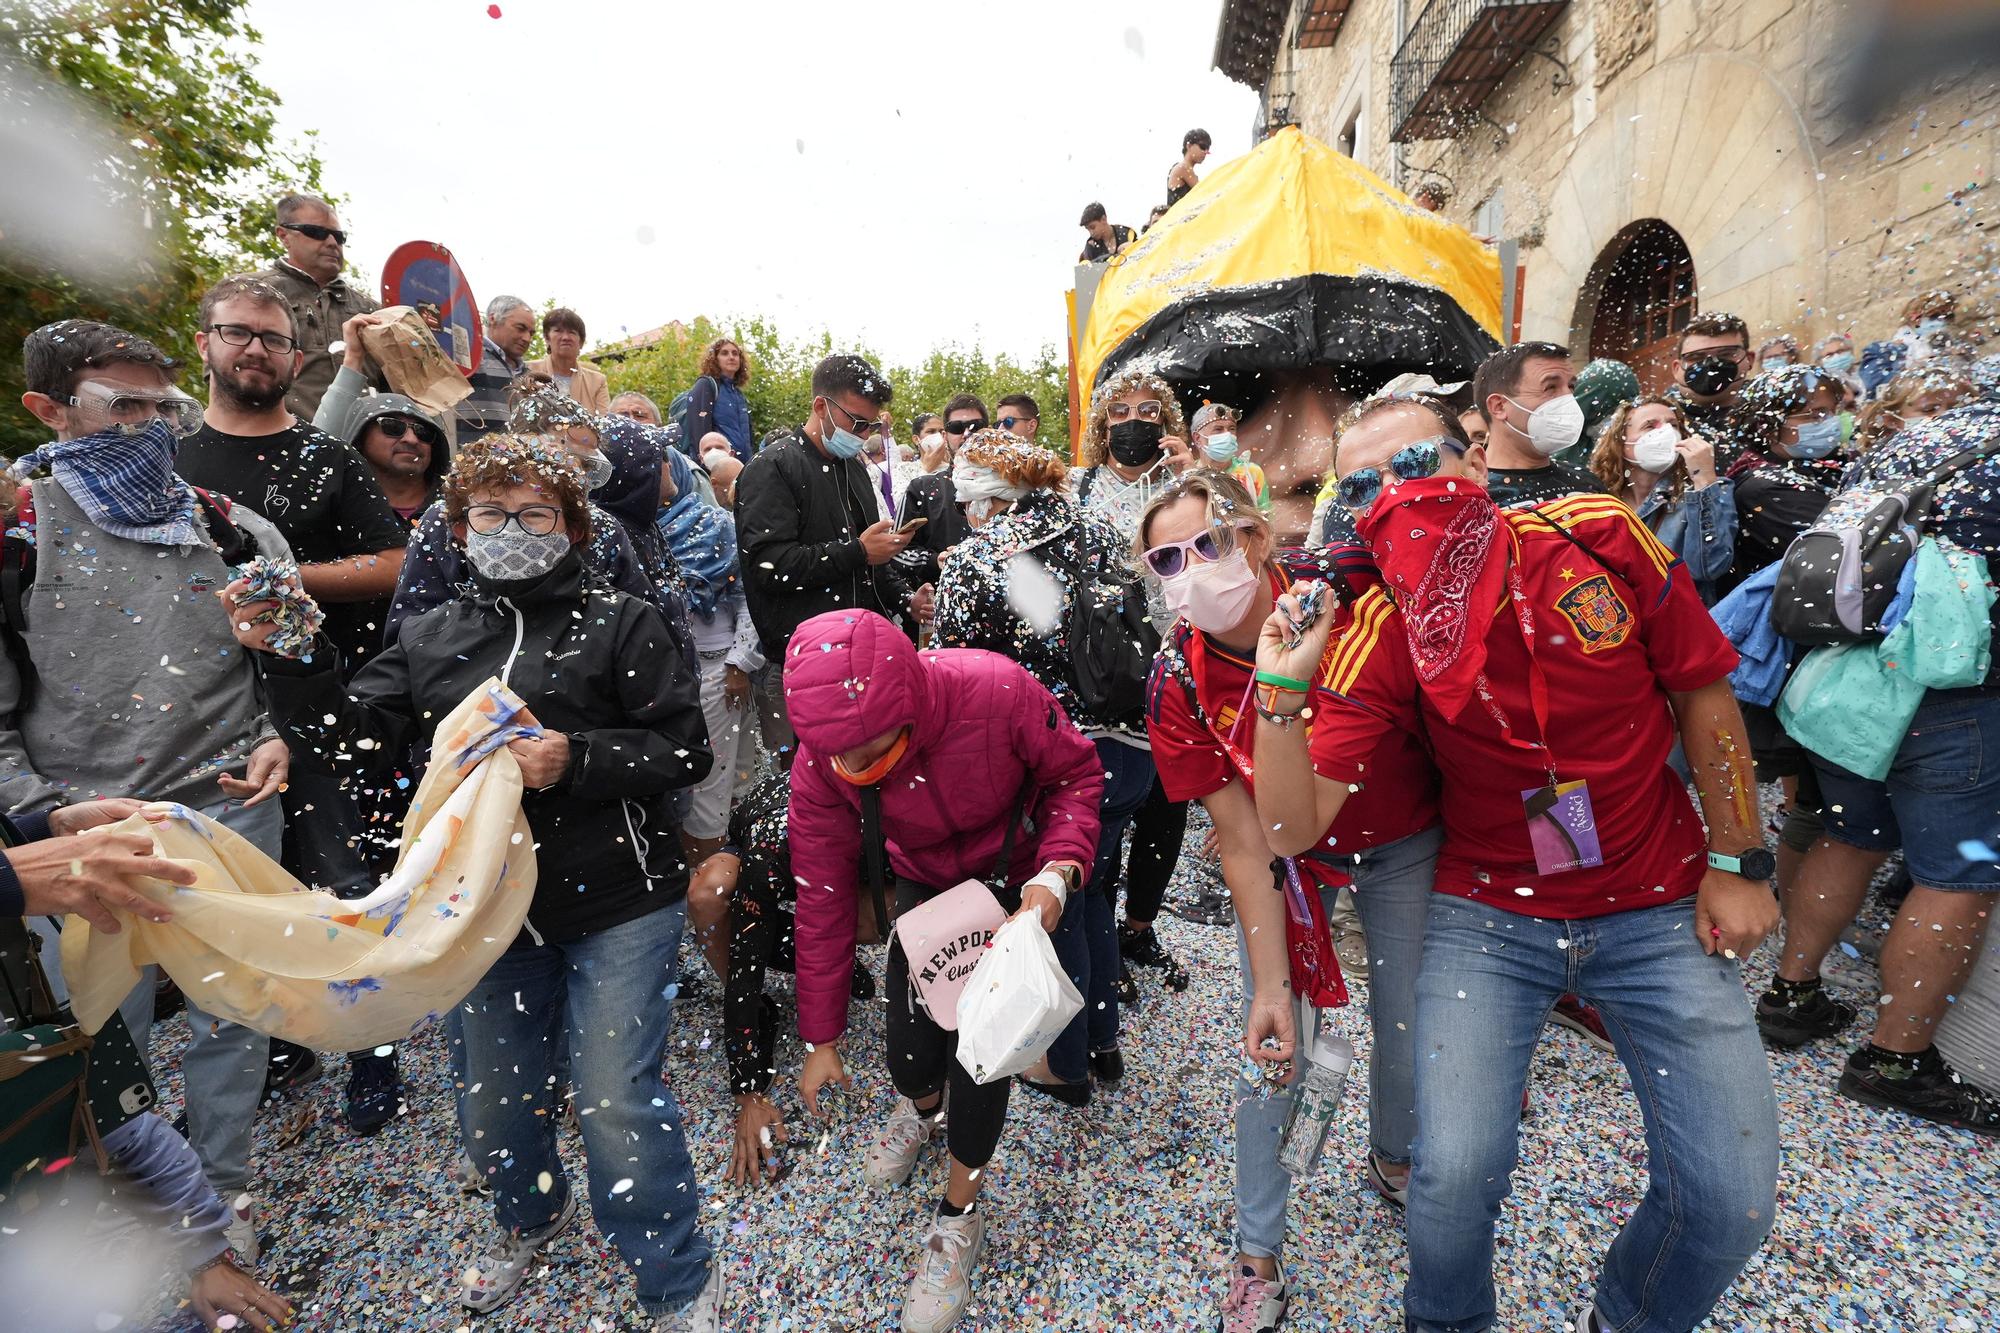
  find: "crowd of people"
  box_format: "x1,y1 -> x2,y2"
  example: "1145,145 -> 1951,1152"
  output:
1,182 -> 1997,1333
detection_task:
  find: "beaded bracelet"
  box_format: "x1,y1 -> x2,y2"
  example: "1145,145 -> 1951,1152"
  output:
1253,693 -> 1309,726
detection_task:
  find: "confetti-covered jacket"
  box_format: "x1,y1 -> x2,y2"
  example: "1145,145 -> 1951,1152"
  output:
931,489 -> 1146,741
265,547 -> 712,945
783,609 -> 1103,1044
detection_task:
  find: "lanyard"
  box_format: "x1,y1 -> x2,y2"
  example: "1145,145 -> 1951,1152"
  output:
1469,534 -> 1560,788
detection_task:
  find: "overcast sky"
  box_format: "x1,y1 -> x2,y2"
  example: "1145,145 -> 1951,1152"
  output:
244,0 -> 1256,364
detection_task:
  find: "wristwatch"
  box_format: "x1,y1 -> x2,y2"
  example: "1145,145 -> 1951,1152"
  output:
1707,847 -> 1777,881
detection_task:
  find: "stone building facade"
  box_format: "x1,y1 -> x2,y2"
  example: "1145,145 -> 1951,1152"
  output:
1214,0 -> 1997,389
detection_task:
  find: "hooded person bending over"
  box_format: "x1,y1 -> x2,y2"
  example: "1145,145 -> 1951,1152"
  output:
785,608 -> 1102,1333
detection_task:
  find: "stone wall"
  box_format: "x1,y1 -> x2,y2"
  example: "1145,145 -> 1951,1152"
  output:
1253,0 -> 1996,351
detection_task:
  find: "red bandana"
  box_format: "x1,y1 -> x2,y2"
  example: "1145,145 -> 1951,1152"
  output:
1355,475 -> 1506,721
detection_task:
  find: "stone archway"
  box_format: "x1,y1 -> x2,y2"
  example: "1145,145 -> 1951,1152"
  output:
1582,218 -> 1699,394
1517,52 -> 1828,350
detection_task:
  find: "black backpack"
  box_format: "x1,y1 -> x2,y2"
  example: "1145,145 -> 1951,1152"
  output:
1043,524 -> 1161,724
1770,440 -> 2000,644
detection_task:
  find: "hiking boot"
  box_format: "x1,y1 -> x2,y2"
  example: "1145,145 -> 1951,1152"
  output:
901,1208 -> 985,1333
262,1039 -> 322,1102
224,1192 -> 258,1267
1837,1046 -> 2000,1136
863,1096 -> 940,1189
1549,995 -> 1613,1053
1216,1263 -> 1290,1332
1115,961 -> 1139,1005
344,1047 -> 403,1136
1119,923 -> 1190,992
459,1189 -> 579,1313
1756,980 -> 1857,1048
654,1253 -> 725,1332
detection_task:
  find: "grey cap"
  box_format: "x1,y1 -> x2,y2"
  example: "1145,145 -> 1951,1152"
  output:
1191,402 -> 1237,433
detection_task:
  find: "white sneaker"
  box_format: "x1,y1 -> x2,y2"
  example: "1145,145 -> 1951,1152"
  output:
654,1252 -> 724,1332
459,1190 -> 578,1313
901,1208 -> 984,1333
451,1151 -> 495,1197
862,1096 -> 939,1189
223,1192 -> 258,1266
1217,1263 -> 1290,1332
1573,1306 -> 1600,1333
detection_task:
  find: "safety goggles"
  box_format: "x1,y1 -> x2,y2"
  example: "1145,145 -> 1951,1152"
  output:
1106,400 -> 1165,422
67,380 -> 204,438
466,504 -> 563,536
374,416 -> 442,447
1336,436 -> 1466,511
280,221 -> 347,246
1141,520 -> 1257,579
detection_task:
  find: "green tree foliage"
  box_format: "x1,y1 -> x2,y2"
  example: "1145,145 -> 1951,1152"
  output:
1,1 -> 330,454
599,316 -> 1072,456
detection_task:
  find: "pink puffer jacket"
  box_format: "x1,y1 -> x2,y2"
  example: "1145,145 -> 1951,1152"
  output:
784,609 -> 1104,1044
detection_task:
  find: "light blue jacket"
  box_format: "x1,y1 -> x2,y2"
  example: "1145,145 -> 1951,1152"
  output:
1635,476 -> 1737,605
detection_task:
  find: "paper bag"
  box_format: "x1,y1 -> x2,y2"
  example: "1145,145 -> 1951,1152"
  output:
359,305 -> 473,415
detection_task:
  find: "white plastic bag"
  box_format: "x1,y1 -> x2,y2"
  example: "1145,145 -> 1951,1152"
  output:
953,913 -> 1083,1085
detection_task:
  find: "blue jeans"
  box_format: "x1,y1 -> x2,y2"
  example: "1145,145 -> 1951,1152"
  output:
1233,826 -> 1439,1257
107,797 -> 280,1197
1047,740 -> 1155,1083
458,903 -> 712,1315
1405,894 -> 1779,1333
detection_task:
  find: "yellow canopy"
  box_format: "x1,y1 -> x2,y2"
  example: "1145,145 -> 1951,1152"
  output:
1077,125 -> 1503,397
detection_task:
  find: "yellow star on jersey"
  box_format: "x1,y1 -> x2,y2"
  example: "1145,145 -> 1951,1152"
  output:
1559,566 -> 1577,581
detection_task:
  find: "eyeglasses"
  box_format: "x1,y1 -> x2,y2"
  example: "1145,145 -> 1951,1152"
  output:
1336,436 -> 1466,511
1141,521 -> 1257,579
280,221 -> 347,246
1106,400 -> 1165,422
374,417 -> 441,446
465,504 -> 563,536
997,415 -> 1032,432
824,398 -> 887,440
66,381 -> 204,438
207,323 -> 299,355
944,418 -> 987,436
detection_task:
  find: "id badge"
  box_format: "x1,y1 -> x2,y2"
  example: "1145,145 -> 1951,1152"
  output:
1520,779 -> 1605,875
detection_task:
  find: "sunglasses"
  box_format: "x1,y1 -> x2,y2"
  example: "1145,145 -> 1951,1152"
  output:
825,398 -> 887,439
997,415 -> 1032,432
1142,520 -> 1257,579
1106,400 -> 1165,422
280,221 -> 347,245
375,417 -> 441,446
207,323 -> 298,355
944,418 -> 988,436
1336,436 -> 1466,511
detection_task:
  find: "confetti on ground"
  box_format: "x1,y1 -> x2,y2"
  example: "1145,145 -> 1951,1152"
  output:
132,794 -> 1997,1330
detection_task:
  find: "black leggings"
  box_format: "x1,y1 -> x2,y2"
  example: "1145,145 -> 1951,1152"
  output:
885,878 -> 1012,1169
1123,776 -> 1188,922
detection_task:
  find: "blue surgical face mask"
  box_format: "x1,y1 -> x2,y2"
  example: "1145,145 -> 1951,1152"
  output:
1918,318 -> 1948,337
1789,417 -> 1842,459
820,404 -> 866,460
1821,351 -> 1855,374
1763,357 -> 1791,370
1202,432 -> 1240,463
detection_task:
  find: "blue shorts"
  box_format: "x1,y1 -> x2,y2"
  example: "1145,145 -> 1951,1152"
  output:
1812,688 -> 2000,893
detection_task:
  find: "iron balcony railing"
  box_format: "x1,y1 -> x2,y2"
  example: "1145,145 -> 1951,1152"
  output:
1389,0 -> 1570,142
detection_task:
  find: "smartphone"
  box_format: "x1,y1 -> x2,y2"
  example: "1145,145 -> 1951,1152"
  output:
896,516 -> 929,535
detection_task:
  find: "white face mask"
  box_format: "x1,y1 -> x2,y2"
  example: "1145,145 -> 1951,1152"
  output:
1506,392 -> 1585,457
1628,423 -> 1680,473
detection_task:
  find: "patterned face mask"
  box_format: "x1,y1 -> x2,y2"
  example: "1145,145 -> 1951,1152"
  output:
466,526 -> 571,581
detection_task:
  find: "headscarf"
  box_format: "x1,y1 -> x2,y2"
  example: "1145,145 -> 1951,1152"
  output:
11,419 -> 201,546
1355,474 -> 1506,722
655,442 -> 739,618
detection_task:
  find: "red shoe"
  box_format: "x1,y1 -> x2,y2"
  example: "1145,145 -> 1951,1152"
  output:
1550,994 -> 1614,1053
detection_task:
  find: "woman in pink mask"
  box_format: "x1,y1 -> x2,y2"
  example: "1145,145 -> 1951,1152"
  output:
784,608 -> 1102,1333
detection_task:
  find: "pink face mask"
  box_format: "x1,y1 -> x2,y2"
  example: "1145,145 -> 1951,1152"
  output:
1160,548 -> 1262,632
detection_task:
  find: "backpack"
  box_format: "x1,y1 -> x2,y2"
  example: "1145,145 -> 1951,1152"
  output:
666,377 -> 715,458
0,484 -> 256,704
1769,440 -> 2000,645
1043,524 -> 1161,724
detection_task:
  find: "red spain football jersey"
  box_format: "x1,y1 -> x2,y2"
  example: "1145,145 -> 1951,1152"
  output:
1310,495 -> 1739,919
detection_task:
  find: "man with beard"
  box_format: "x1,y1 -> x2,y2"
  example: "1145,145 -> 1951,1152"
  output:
1667,313 -> 1758,465
177,277 -> 411,1126
242,192 -> 377,420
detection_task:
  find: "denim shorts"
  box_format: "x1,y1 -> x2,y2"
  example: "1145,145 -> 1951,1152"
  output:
1813,687 -> 2000,892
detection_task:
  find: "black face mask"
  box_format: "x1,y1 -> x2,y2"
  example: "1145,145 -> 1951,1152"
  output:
1106,419 -> 1166,466
1682,357 -> 1740,397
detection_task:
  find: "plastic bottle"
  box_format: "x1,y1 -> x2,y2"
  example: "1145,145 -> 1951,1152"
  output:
1276,1030 -> 1355,1178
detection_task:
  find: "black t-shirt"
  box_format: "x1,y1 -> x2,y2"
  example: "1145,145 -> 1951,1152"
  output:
1080,224 -> 1138,263
1484,461 -> 1607,509
178,421 -> 409,669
